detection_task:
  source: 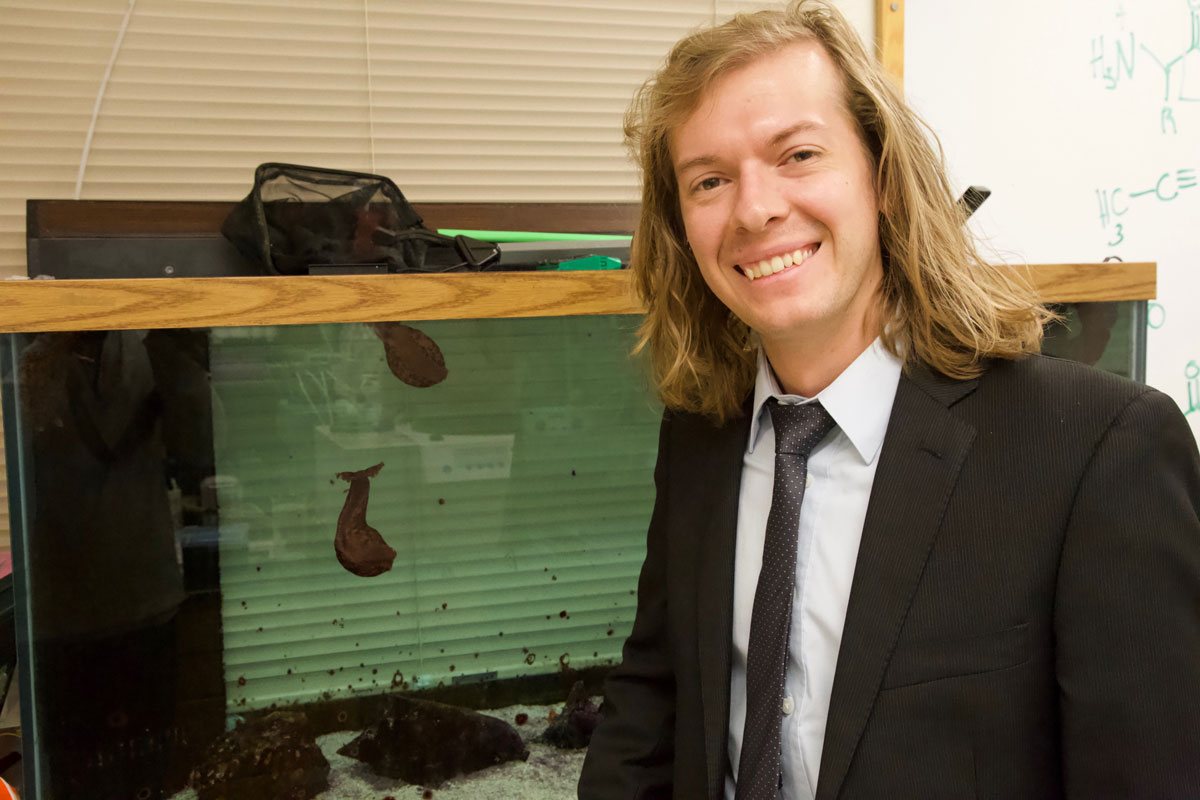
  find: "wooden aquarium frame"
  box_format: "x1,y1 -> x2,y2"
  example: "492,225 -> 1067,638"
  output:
0,200 -> 1158,334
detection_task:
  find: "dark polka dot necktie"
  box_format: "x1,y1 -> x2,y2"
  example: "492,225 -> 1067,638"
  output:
735,399 -> 837,800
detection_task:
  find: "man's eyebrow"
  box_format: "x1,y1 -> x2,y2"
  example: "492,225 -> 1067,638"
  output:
673,120 -> 829,176
674,154 -> 719,176
768,120 -> 827,148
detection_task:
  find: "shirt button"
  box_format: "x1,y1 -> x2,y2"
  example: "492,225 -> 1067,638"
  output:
782,696 -> 794,715
805,473 -> 813,489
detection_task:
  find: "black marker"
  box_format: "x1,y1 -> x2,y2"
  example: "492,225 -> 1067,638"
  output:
957,185 -> 991,218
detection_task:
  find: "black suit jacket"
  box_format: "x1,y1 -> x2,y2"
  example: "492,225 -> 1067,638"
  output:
580,354 -> 1200,799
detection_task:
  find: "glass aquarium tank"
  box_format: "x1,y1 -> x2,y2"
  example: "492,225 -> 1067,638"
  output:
2,308 -> 662,800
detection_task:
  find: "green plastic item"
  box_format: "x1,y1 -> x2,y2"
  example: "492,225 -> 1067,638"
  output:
539,255 -> 623,271
437,229 -> 631,243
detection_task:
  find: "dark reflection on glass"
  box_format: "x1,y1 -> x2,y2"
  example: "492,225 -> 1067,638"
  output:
1040,301 -> 1144,380
19,329 -> 215,799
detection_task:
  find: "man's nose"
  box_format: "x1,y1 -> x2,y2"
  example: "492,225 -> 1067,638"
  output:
732,168 -> 788,232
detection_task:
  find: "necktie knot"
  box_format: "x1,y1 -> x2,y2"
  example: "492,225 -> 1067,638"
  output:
767,399 -> 836,457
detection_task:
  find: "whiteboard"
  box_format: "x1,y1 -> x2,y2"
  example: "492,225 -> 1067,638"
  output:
906,0 -> 1200,442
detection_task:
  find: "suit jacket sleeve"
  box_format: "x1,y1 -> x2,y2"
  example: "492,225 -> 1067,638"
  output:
1055,388 -> 1200,797
578,412 -> 677,799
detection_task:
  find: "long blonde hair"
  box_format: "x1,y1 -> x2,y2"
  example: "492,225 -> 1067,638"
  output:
626,0 -> 1051,423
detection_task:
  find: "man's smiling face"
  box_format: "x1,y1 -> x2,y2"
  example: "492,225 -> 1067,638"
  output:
671,40 -> 884,357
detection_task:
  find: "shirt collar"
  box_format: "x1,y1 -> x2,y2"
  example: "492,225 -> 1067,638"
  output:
747,338 -> 902,464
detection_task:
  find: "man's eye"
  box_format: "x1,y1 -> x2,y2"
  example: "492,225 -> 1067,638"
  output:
697,177 -> 722,191
789,149 -> 815,163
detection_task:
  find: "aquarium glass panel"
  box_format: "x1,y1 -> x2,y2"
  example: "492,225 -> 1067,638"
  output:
1040,300 -> 1145,381
1,316 -> 661,800
210,318 -> 659,709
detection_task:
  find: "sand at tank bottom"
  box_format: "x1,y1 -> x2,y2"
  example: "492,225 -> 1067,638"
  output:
169,700 -> 592,800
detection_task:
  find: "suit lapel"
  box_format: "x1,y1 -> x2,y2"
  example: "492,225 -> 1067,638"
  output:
815,367 -> 979,800
692,406 -> 752,800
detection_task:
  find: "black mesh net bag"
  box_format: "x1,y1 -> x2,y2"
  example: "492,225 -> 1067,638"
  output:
221,163 -> 499,275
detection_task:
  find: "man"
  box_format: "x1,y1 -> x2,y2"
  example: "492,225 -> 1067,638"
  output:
579,2 -> 1200,798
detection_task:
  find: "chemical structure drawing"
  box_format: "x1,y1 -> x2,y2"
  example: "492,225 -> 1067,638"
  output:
1148,301 -> 1167,329
1090,0 -> 1200,133
1095,167 -> 1197,246
1185,360 -> 1199,416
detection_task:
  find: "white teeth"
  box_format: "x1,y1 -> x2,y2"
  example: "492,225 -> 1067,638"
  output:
742,245 -> 817,281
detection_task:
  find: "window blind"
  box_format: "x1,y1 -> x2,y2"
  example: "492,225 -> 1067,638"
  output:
0,0 -> 717,276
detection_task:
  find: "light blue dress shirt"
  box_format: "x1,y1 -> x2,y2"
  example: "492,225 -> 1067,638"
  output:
725,339 -> 902,800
